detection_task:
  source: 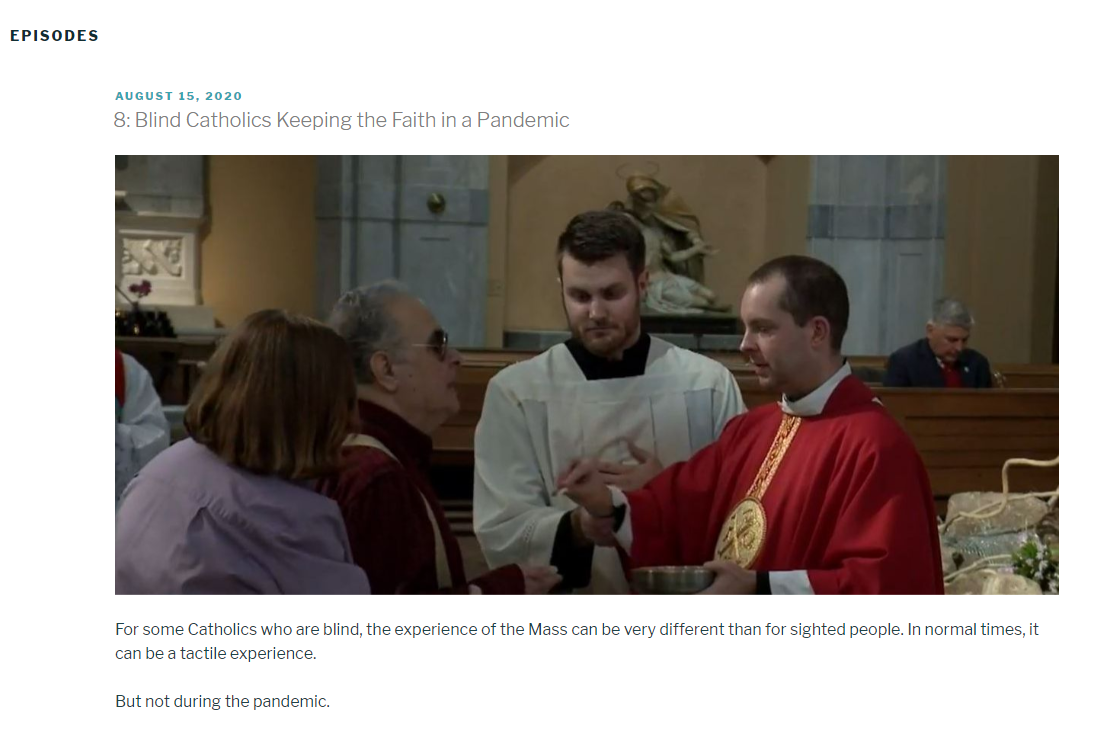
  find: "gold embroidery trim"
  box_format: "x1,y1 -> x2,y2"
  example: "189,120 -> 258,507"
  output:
747,414 -> 801,502
715,414 -> 801,568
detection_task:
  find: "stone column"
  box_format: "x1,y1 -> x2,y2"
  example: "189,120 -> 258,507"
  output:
316,155 -> 490,347
807,155 -> 947,355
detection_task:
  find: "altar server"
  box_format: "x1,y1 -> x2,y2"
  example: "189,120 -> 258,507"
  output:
474,210 -> 745,593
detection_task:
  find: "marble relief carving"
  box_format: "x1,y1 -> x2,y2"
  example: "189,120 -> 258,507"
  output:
121,238 -> 184,277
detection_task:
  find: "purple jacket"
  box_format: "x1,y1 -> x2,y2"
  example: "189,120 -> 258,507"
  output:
116,439 -> 370,594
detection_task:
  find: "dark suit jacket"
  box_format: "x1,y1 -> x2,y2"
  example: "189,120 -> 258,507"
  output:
884,338 -> 993,388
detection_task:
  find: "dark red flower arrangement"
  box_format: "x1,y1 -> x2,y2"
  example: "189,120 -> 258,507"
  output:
128,279 -> 153,300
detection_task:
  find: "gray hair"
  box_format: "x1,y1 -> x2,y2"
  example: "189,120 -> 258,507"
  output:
328,280 -> 410,384
930,297 -> 975,329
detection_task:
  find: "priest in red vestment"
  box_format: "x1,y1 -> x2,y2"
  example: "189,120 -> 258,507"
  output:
321,282 -> 562,594
558,256 -> 943,594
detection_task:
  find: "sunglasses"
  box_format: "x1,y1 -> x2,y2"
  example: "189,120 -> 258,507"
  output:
409,328 -> 450,361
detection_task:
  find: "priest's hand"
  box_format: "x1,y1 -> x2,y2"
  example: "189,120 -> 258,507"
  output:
597,441 -> 663,492
698,561 -> 756,595
556,458 -> 615,517
521,565 -> 562,595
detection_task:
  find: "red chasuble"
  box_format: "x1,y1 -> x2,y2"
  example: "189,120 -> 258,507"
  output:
627,376 -> 944,594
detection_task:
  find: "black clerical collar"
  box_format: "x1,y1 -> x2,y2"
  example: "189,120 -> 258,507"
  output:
565,332 -> 651,381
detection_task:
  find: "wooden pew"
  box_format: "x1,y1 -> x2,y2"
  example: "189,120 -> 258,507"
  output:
734,381 -> 1058,510
876,388 -> 1058,512
435,355 -> 1059,513
825,355 -> 1059,389
455,350 -> 1057,387
130,340 -> 1057,509
990,364 -> 1059,389
116,336 -> 220,405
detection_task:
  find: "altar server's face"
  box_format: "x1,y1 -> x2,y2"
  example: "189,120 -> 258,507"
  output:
560,253 -> 646,359
740,275 -> 820,394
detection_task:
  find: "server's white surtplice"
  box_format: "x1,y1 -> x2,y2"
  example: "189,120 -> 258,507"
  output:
473,337 -> 744,593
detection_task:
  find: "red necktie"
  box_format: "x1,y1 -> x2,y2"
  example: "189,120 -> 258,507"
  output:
941,362 -> 963,388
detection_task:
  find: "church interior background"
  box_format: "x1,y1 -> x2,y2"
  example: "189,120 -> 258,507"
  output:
115,155 -> 1060,593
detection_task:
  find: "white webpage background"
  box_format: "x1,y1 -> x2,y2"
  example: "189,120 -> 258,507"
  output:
0,1 -> 1091,732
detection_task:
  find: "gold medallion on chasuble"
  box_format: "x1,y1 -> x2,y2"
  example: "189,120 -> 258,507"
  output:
714,415 -> 802,569
716,497 -> 767,568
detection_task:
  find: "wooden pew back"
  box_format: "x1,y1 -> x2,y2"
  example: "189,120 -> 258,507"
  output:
876,388 -> 1058,508
439,355 -> 1059,510
736,381 -> 1058,508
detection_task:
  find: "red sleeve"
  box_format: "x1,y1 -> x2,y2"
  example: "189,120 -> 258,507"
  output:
806,434 -> 944,595
626,418 -> 739,568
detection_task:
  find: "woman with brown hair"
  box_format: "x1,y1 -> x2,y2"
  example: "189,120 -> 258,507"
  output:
116,310 -> 370,594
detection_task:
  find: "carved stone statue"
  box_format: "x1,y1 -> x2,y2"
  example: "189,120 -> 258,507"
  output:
610,172 -> 729,314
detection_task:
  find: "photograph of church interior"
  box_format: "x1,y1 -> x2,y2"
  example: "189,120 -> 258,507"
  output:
115,155 -> 1058,596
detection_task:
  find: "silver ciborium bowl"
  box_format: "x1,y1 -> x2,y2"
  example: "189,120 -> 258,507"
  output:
630,566 -> 716,595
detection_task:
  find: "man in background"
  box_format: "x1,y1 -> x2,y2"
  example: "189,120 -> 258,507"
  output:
884,297 -> 993,388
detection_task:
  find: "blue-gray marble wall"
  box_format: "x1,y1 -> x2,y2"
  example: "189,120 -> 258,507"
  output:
115,155 -> 204,216
807,155 -> 946,355
316,156 -> 490,347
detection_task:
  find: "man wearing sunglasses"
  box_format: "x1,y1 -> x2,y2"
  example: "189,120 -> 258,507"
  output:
473,210 -> 745,593
321,282 -> 562,594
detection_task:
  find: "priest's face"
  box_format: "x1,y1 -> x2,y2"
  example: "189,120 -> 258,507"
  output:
388,296 -> 462,430
560,253 -> 646,359
740,275 -> 822,395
